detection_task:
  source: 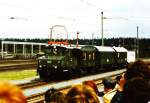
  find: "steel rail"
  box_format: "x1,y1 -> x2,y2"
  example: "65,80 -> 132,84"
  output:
25,69 -> 125,103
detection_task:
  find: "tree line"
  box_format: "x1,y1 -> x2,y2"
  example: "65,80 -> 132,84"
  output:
0,38 -> 150,58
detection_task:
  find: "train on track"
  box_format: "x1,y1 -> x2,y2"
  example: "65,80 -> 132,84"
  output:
37,44 -> 130,80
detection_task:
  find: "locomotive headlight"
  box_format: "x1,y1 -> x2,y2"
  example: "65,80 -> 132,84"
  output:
54,65 -> 57,69
70,58 -> 72,62
47,61 -> 52,63
107,59 -> 110,62
39,65 -> 42,68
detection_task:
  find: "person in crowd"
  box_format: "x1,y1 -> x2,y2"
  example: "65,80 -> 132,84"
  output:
111,59 -> 150,103
114,75 -> 122,89
101,78 -> 116,95
101,78 -> 117,103
65,84 -> 100,103
82,80 -> 100,96
125,59 -> 150,81
83,80 -> 104,103
44,88 -> 66,103
123,77 -> 150,103
0,81 -> 27,103
45,88 -> 56,102
110,72 -> 126,103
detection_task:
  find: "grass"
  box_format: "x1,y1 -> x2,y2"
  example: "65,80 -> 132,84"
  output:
0,70 -> 37,80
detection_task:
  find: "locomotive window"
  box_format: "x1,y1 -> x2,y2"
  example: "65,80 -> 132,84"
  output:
53,48 -> 57,55
68,50 -> 71,56
89,54 -> 92,60
93,53 -> 95,60
83,53 -> 86,60
118,53 -> 120,58
45,49 -> 51,54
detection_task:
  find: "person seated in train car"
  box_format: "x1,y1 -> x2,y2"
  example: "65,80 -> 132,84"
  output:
82,80 -> 104,103
65,84 -> 101,103
0,81 -> 27,103
44,88 -> 66,103
111,59 -> 150,103
100,78 -> 117,103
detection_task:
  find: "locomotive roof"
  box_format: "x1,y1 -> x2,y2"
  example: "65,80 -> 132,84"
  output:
65,46 -> 82,49
95,46 -> 115,52
47,44 -> 84,49
112,47 -> 128,52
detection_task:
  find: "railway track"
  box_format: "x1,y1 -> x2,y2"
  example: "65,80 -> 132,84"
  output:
23,78 -> 103,103
25,76 -> 114,103
0,59 -> 36,64
0,59 -> 36,71
18,81 -> 48,90
0,63 -> 37,71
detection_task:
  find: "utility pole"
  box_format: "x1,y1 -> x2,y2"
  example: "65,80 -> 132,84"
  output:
76,31 -> 79,47
136,26 -> 139,58
50,27 -> 52,42
92,33 -> 94,45
101,12 -> 104,46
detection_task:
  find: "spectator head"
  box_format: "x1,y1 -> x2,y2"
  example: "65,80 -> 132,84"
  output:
65,84 -> 100,103
118,72 -> 126,91
123,60 -> 150,103
125,59 -> 150,81
124,77 -> 150,103
45,88 -> 66,103
45,88 -> 56,102
102,78 -> 116,93
115,75 -> 122,84
82,80 -> 99,95
0,81 -> 27,103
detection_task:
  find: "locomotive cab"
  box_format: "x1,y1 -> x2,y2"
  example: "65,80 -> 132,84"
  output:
37,45 -> 67,79
37,45 -> 82,79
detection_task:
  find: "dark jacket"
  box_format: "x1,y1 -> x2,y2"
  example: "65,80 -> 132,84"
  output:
110,91 -> 124,103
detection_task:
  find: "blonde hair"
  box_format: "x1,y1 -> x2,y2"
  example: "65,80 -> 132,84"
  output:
66,84 -> 100,103
83,80 -> 99,95
0,81 -> 27,103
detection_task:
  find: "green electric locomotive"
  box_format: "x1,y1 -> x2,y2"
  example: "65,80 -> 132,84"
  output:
37,44 -> 128,80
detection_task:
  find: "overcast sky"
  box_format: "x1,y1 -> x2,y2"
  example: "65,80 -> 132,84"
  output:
0,0 -> 150,39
